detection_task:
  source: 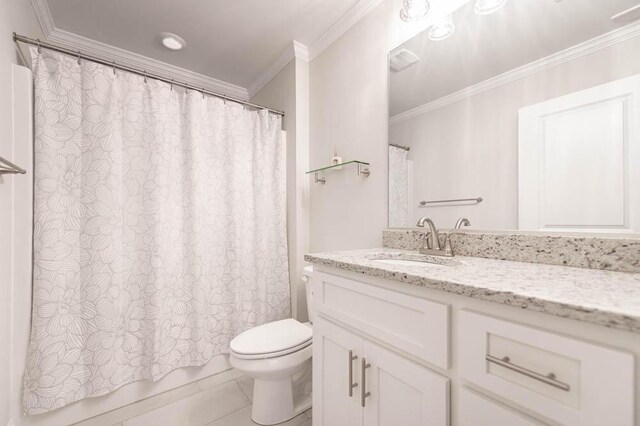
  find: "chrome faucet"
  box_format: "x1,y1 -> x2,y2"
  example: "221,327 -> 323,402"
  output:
455,218 -> 471,229
416,217 -> 453,257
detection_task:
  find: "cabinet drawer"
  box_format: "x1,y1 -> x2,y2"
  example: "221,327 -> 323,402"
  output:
459,388 -> 540,426
458,310 -> 634,426
312,271 -> 449,369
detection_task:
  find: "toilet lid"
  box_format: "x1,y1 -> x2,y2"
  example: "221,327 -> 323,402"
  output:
230,318 -> 312,356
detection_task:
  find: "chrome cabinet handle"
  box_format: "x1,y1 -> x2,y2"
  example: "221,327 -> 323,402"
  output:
348,350 -> 358,397
486,354 -> 571,392
361,357 -> 371,407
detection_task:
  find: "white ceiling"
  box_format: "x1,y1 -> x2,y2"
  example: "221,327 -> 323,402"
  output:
43,0 -> 364,91
390,0 -> 640,116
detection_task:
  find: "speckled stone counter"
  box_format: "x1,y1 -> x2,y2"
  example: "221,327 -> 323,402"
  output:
383,230 -> 640,273
304,248 -> 640,333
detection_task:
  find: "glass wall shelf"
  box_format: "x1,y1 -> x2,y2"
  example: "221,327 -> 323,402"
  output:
306,160 -> 370,184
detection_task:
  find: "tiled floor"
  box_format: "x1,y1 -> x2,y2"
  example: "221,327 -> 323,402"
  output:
76,373 -> 311,426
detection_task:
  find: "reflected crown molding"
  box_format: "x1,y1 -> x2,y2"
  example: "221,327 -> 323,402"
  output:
390,20 -> 640,125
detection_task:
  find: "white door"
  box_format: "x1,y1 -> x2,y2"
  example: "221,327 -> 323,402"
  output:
313,318 -> 364,426
518,74 -> 640,232
362,341 -> 449,426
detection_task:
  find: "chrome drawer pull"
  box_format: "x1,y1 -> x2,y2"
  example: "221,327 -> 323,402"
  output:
486,354 -> 571,392
361,358 -> 371,407
348,350 -> 358,397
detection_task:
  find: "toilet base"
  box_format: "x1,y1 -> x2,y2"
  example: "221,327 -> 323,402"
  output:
251,377 -> 311,425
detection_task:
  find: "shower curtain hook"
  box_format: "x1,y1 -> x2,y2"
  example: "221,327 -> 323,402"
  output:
202,88 -> 205,100
77,50 -> 81,65
36,39 -> 41,53
143,71 -> 147,83
170,79 -> 173,91
112,60 -> 116,75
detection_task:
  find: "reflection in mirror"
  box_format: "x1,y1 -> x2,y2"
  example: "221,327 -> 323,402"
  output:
388,0 -> 640,233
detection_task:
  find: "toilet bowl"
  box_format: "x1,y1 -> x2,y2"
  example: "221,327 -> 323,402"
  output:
229,266 -> 314,425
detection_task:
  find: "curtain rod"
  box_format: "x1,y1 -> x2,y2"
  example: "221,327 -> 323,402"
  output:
12,32 -> 285,117
389,143 -> 410,151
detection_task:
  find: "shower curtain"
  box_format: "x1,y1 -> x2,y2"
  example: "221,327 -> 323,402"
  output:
388,145 -> 411,227
24,48 -> 290,415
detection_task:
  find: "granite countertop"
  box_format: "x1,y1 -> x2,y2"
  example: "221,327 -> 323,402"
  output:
304,248 -> 640,333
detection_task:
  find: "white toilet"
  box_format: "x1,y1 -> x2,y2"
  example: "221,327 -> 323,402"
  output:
229,266 -> 315,425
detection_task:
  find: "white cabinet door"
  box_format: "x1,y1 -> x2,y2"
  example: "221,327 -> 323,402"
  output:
313,318 -> 364,426
362,341 -> 449,426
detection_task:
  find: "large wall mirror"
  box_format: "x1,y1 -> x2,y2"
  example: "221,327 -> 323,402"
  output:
388,0 -> 640,233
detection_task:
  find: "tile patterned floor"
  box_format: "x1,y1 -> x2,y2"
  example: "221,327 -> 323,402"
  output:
74,374 -> 311,426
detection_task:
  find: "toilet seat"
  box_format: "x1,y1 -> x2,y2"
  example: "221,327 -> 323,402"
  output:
230,318 -> 312,360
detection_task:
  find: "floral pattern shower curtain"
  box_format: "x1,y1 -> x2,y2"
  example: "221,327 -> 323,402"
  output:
24,48 -> 290,414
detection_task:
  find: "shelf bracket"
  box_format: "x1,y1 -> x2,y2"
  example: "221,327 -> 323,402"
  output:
314,172 -> 326,184
0,156 -> 27,175
357,163 -> 370,177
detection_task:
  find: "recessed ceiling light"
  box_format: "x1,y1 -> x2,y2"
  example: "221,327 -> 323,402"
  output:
428,15 -> 456,41
159,32 -> 186,51
400,0 -> 430,22
474,0 -> 509,15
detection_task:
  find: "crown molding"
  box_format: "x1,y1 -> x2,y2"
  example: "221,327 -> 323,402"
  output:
247,41 -> 309,98
30,0 -> 55,35
390,20 -> 640,125
308,0 -> 385,61
29,0 -> 384,100
29,0 -> 249,100
293,41 -> 310,62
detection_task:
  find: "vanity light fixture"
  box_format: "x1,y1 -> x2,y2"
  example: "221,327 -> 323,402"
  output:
400,0 -> 430,22
474,0 -> 509,15
159,32 -> 186,51
428,14 -> 456,41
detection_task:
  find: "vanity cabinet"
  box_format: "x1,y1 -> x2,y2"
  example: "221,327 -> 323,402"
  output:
313,317 -> 449,426
459,310 -> 634,426
310,268 -> 636,426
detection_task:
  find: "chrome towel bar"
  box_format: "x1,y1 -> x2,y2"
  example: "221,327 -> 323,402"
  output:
486,354 -> 571,391
419,197 -> 482,206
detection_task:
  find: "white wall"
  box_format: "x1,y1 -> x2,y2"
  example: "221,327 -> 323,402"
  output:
309,3 -> 391,252
308,0 -> 469,252
389,35 -> 640,230
250,57 -> 311,322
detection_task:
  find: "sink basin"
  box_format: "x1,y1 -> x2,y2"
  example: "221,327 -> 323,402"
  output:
367,253 -> 460,267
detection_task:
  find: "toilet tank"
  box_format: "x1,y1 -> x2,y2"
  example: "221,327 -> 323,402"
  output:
301,265 -> 314,324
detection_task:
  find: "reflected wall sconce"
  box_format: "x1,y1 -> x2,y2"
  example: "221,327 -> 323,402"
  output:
400,0 -> 430,22
474,0 -> 509,15
428,14 -> 456,41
